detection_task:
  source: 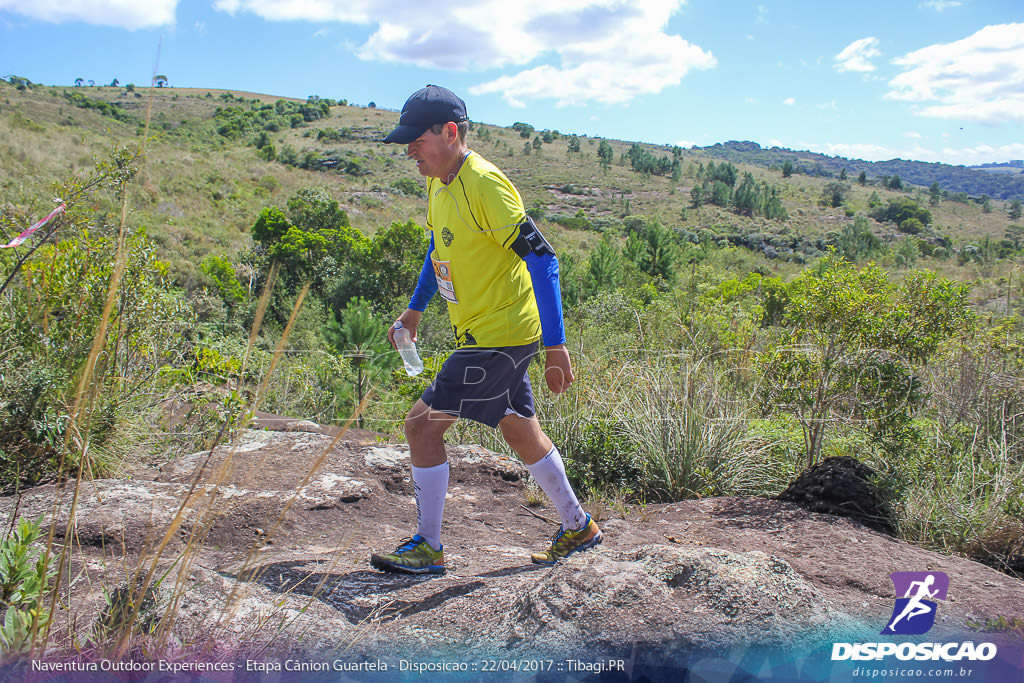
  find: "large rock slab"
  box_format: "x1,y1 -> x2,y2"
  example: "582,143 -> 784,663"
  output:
1,426 -> 1021,663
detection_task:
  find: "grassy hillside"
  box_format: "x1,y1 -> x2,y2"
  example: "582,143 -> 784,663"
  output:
1,76 -> 1022,621
4,81 -> 1021,273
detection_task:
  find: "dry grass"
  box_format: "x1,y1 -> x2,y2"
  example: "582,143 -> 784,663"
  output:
894,431 -> 1024,572
5,77 -> 1018,296
25,268 -> 376,658
3,76 -> 1022,658
0,82 -> 377,657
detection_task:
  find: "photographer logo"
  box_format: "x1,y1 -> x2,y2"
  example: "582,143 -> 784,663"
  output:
882,571 -> 948,635
831,570 -> 997,662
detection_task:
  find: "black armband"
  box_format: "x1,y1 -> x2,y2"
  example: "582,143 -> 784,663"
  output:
509,216 -> 555,259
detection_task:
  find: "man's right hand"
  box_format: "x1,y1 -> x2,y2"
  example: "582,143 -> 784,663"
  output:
388,308 -> 423,349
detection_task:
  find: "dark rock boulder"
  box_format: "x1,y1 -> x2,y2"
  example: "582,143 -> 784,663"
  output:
777,456 -> 894,534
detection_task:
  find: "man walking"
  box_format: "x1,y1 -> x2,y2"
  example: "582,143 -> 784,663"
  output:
370,85 -> 600,574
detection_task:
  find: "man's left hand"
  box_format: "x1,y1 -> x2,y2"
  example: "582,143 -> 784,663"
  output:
543,344 -> 574,394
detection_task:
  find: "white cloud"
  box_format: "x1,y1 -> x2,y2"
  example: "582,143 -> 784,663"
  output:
809,142 -> 917,161
904,131 -> 922,138
212,0 -> 714,107
0,0 -> 176,28
756,4 -> 768,23
213,0 -> 356,22
470,1 -> 716,106
918,0 -> 961,11
806,141 -> 1024,165
834,37 -> 881,72
941,143 -> 1024,165
471,37 -> 715,107
783,97 -> 796,106
885,23 -> 1024,125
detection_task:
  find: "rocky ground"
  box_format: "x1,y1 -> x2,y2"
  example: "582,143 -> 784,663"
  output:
3,416 -> 1023,675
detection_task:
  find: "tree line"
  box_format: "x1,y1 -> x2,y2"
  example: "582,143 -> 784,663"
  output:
702,140 -> 1024,201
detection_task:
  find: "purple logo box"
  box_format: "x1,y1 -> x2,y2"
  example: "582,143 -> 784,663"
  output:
891,571 -> 949,600
882,571 -> 949,636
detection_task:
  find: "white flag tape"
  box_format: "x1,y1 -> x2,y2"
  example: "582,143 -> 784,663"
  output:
2,203 -> 67,249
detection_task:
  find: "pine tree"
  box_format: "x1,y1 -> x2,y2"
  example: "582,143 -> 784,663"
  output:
733,173 -> 760,216
597,140 -> 613,170
1008,199 -> 1022,220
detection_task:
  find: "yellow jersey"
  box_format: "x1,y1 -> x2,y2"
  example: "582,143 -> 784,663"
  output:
425,152 -> 541,348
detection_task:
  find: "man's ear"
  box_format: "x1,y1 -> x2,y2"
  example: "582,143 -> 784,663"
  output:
446,121 -> 458,142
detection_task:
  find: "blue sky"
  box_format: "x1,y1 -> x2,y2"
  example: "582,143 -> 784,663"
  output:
2,0 -> 1022,165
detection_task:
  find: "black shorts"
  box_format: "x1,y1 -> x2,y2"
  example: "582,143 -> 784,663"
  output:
420,342 -> 539,428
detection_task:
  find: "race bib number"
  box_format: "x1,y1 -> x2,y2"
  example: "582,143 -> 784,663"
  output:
431,257 -> 458,304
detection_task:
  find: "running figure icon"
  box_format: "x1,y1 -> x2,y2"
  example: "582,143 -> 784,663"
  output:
882,571 -> 949,635
887,574 -> 938,631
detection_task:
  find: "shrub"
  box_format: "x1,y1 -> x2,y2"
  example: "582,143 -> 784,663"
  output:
200,254 -> 247,307
757,253 -> 973,465
389,177 -> 426,198
562,418 -> 645,494
1,183 -> 193,490
61,91 -> 137,124
899,217 -> 924,235
549,209 -> 593,231
0,516 -> 56,655
871,197 -> 932,228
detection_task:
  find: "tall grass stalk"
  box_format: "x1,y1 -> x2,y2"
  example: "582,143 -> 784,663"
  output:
254,281 -> 310,408
10,77 -> 335,658
241,260 -> 279,380
108,281 -> 312,657
94,280 -> 378,658
40,81 -> 159,653
894,428 -> 1023,571
617,354 -> 779,501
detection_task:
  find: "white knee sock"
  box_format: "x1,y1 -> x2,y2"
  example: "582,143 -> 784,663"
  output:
412,462 -> 449,551
527,447 -> 587,531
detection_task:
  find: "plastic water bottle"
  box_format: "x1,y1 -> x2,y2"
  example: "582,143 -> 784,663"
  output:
393,322 -> 423,376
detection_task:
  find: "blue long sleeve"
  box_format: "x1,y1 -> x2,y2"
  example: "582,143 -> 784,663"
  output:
524,251 -> 566,347
409,234 -> 437,311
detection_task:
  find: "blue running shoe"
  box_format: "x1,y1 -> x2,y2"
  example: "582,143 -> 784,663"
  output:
530,514 -> 602,565
371,535 -> 445,574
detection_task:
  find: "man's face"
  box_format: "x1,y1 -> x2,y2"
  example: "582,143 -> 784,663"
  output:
406,125 -> 452,178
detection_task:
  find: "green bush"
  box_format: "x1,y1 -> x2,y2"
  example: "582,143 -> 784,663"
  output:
872,197 -> 932,228
61,91 -> 137,124
389,177 -> 426,198
562,418 -> 644,495
1,516 -> 56,655
200,254 -> 247,307
1,221 -> 193,489
757,253 -> 972,466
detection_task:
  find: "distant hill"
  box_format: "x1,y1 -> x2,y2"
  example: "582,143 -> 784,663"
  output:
697,141 -> 1024,201
1,79 -> 1016,271
970,160 -> 1024,175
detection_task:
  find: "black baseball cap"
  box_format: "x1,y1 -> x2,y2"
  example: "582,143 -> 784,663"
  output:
383,85 -> 467,144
